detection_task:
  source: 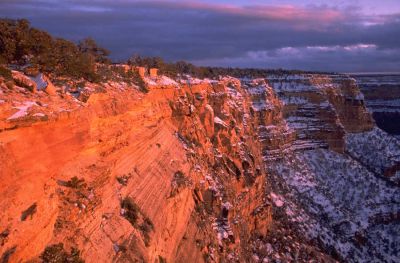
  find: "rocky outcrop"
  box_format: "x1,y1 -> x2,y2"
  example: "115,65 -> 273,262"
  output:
43,75 -> 57,95
354,74 -> 400,136
168,78 -> 273,261
324,76 -> 374,133
263,75 -> 399,262
267,74 -> 374,153
242,78 -> 295,160
0,70 -> 397,262
0,72 -> 274,262
11,70 -> 37,93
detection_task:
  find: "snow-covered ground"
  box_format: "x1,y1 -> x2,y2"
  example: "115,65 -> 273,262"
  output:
144,75 -> 179,87
7,101 -> 38,120
29,73 -> 48,90
242,78 -> 277,112
267,148 -> 400,262
261,74 -> 400,262
346,128 -> 400,184
354,75 -> 400,132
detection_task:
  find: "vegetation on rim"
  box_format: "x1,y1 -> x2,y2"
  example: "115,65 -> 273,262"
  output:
0,18 -> 329,91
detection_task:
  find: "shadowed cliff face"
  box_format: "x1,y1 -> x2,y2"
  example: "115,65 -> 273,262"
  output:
0,71 -> 398,262
354,74 -> 400,136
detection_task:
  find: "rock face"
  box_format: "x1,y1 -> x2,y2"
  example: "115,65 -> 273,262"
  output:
11,70 -> 37,93
263,74 -> 399,262
267,74 -> 374,154
353,74 -> 400,136
0,70 -> 398,263
0,73 -> 274,262
43,75 -> 57,95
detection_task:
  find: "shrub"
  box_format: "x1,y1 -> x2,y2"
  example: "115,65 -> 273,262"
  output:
140,224 -> 151,247
66,177 -> 86,189
5,80 -> 14,90
0,66 -> 12,81
0,246 -> 16,263
158,255 -> 167,263
40,243 -> 84,263
126,54 -> 332,80
120,197 -> 154,246
40,243 -> 68,263
173,171 -> 187,188
138,217 -> 154,247
116,175 -> 130,186
0,229 -> 9,246
78,37 -> 110,64
132,70 -> 148,93
13,77 -> 35,92
23,65 -> 40,76
20,203 -> 37,221
121,197 -> 140,226
170,171 -> 191,197
140,217 -> 154,234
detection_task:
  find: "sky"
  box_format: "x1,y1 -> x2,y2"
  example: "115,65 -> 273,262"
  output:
1,0 -> 399,72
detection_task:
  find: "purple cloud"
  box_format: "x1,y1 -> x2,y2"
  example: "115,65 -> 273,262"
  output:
0,0 -> 399,72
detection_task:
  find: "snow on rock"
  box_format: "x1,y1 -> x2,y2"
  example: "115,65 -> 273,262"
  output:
251,101 -> 275,112
270,192 -> 285,207
214,116 -> 228,128
222,202 -> 233,210
159,76 -> 179,86
212,217 -> 234,246
346,127 -> 400,180
145,76 -> 179,87
246,85 -> 268,95
29,73 -> 47,90
241,79 -> 278,112
144,77 -> 157,86
280,96 -> 309,105
354,93 -> 364,101
205,104 -> 214,112
178,75 -> 216,85
7,101 -> 38,120
267,148 -> 400,262
364,99 -> 400,113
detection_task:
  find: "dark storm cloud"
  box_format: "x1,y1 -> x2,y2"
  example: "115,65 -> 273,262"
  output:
0,0 -> 399,72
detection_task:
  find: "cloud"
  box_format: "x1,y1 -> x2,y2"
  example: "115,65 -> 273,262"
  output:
0,0 -> 399,72
192,44 -> 400,72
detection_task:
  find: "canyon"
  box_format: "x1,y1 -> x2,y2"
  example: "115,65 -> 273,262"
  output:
353,74 -> 400,138
0,70 -> 399,263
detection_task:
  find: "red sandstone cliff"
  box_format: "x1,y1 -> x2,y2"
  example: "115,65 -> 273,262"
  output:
0,70 -> 384,262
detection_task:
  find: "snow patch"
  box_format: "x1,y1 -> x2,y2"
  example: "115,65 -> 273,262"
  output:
7,101 -> 37,120
270,192 -> 285,207
29,73 -> 47,90
214,116 -> 228,128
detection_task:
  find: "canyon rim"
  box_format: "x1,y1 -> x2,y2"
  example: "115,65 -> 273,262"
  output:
1,1 -> 400,262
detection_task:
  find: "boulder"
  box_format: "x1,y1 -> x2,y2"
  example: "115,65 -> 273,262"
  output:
135,66 -> 146,78
43,75 -> 57,95
12,70 -> 37,93
149,68 -> 158,78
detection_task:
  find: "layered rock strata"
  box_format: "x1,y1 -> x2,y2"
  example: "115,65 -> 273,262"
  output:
353,74 -> 400,136
0,71 -> 398,263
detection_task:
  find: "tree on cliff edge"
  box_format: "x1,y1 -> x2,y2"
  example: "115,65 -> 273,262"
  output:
78,37 -> 110,64
0,19 -> 108,82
